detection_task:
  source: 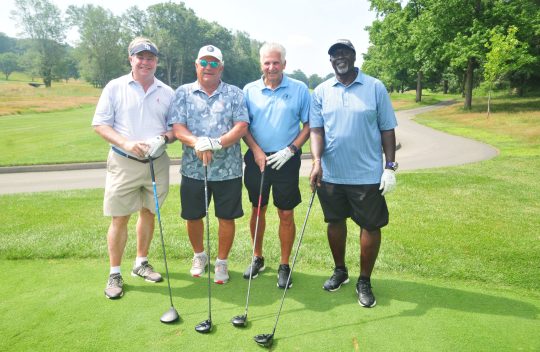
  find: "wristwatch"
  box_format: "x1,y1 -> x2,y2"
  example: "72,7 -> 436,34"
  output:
288,144 -> 299,154
385,161 -> 398,171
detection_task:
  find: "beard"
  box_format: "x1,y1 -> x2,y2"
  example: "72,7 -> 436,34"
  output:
335,61 -> 350,75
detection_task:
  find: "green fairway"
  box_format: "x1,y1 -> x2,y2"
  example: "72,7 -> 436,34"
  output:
1,259 -> 538,352
1,94 -> 539,350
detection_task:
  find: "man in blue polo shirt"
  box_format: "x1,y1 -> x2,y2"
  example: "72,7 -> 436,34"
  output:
242,42 -> 310,289
309,39 -> 398,307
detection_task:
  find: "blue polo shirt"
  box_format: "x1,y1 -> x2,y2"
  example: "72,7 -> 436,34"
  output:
310,69 -> 397,185
243,75 -> 310,152
167,81 -> 249,181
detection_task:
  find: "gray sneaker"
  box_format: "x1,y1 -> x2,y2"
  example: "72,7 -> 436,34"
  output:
214,260 -> 229,284
104,273 -> 124,299
131,261 -> 162,282
190,253 -> 208,277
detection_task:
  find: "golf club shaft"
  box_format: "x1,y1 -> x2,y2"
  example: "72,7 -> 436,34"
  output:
243,169 -> 266,315
203,165 -> 212,322
271,189 -> 316,335
149,159 -> 174,307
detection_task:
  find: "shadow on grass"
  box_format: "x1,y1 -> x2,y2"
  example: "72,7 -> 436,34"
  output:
127,269 -> 538,321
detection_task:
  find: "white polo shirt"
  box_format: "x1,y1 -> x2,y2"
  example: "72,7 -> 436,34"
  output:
92,73 -> 174,151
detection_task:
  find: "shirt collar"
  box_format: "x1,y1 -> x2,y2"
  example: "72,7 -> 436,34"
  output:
331,68 -> 363,87
193,80 -> 224,95
258,74 -> 289,91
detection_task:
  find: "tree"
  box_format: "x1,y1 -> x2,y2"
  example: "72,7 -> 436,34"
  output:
288,69 -> 309,85
67,4 -> 125,88
308,74 -> 323,89
0,52 -> 20,79
0,33 -> 17,53
11,0 -> 66,87
484,26 -> 535,116
146,2 -> 199,87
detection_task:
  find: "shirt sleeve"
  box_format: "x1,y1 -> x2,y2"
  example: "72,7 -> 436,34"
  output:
299,84 -> 310,124
167,87 -> 187,126
232,88 -> 250,124
309,88 -> 324,128
375,81 -> 397,131
92,83 -> 115,127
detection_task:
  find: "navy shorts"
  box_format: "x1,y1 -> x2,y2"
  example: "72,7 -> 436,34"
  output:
243,149 -> 302,210
180,176 -> 244,220
316,181 -> 389,231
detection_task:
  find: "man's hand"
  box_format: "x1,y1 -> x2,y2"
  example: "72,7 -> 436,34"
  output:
309,159 -> 322,191
379,169 -> 396,196
195,137 -> 222,152
144,135 -> 167,158
266,147 -> 294,170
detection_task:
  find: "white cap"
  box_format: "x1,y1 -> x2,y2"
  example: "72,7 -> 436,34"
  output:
197,45 -> 223,63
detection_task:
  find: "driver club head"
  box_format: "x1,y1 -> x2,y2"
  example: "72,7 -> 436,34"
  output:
254,333 -> 274,348
231,314 -> 248,327
160,306 -> 180,324
195,319 -> 213,334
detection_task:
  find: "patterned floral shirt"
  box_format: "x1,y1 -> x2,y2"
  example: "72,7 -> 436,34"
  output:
168,81 -> 249,181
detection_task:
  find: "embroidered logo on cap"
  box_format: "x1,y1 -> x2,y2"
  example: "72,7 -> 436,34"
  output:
207,46 -> 214,52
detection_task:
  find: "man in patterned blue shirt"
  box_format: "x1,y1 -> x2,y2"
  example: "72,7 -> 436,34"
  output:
168,45 -> 249,284
309,39 -> 398,308
242,42 -> 310,289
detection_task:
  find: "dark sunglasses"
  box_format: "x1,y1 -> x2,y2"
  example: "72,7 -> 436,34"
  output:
199,59 -> 220,68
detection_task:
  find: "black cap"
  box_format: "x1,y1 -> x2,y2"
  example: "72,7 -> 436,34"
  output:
129,43 -> 159,56
328,39 -> 356,55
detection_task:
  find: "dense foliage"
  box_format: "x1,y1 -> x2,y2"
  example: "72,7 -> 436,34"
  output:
363,0 -> 540,108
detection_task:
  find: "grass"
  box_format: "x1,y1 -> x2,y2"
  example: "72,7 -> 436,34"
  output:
0,80 -> 458,166
0,73 -> 101,116
0,82 -> 539,350
1,259 -> 538,351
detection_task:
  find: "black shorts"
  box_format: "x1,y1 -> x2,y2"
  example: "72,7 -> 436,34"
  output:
243,149 -> 302,210
316,181 -> 389,231
180,176 -> 244,220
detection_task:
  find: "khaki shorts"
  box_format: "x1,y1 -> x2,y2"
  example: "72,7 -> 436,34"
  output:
104,150 -> 170,216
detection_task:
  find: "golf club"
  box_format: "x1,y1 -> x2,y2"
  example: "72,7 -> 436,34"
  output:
149,158 -> 180,324
195,165 -> 212,334
231,168 -> 266,327
254,189 -> 317,348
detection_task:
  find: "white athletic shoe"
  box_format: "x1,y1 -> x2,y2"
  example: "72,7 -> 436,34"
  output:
214,260 -> 229,284
190,252 -> 208,277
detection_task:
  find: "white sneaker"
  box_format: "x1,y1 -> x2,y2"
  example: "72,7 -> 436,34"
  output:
190,252 -> 208,277
214,259 -> 229,284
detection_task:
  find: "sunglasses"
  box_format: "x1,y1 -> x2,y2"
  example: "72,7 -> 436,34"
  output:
199,59 -> 220,68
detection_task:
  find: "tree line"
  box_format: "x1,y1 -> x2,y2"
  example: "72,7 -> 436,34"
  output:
1,0 -> 332,90
362,0 -> 539,109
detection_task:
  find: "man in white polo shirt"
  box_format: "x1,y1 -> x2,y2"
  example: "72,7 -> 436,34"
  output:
92,37 -> 175,299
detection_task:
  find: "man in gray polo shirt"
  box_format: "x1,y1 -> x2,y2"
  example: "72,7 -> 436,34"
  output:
93,37 -> 175,299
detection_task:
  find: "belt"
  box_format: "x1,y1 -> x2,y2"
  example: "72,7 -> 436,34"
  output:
111,146 -> 149,163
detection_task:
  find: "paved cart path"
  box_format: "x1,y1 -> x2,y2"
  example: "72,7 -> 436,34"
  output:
0,102 -> 498,195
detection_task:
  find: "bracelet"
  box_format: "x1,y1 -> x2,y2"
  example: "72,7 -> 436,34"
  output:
312,159 -> 321,164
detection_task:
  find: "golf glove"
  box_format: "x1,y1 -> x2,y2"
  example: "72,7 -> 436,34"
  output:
144,135 -> 167,158
266,146 -> 294,170
379,169 -> 396,196
195,137 -> 222,152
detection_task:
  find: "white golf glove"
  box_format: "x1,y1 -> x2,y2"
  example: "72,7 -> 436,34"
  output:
195,137 -> 222,152
144,135 -> 167,158
266,147 -> 294,170
379,169 -> 396,196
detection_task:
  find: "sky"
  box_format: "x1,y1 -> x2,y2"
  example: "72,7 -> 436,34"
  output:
1,0 -> 378,77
